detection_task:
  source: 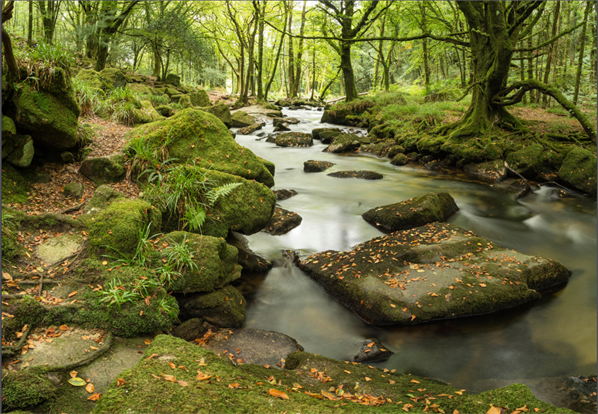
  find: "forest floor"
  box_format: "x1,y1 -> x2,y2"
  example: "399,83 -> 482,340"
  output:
5,102 -> 594,220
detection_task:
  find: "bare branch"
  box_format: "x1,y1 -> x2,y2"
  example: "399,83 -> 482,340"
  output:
515,21 -> 585,52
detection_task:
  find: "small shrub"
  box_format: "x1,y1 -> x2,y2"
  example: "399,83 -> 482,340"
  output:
72,77 -> 103,117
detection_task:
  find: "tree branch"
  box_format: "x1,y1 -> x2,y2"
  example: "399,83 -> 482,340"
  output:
515,21 -> 585,52
508,1 -> 544,36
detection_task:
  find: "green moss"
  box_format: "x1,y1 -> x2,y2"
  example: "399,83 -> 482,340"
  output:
416,135 -> 447,154
180,285 -> 246,327
40,375 -> 91,414
2,163 -> 31,204
557,147 -> 597,195
158,232 -> 242,294
76,68 -> 110,90
506,143 -> 543,178
231,111 -> 255,127
258,157 -> 275,176
87,198 -> 161,257
93,335 -> 573,414
2,370 -> 57,411
3,114 -> 17,135
124,108 -> 274,187
190,89 -> 211,107
201,103 -> 232,128
133,100 -> 163,124
2,296 -> 48,341
14,83 -> 79,149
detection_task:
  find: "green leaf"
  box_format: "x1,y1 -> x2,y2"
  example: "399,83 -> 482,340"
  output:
68,377 -> 87,387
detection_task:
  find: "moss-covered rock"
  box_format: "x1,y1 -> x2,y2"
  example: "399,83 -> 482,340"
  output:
155,104 -> 173,117
201,103 -> 232,128
312,127 -> 341,141
238,122 -> 265,135
298,222 -> 571,325
128,83 -> 153,95
83,185 -> 125,214
319,129 -> 343,144
463,160 -> 507,183
124,108 -> 274,187
164,73 -> 181,87
99,67 -> 128,89
324,133 -> 369,153
93,335 -> 574,414
321,100 -> 374,126
258,157 -> 275,176
506,143 -> 544,179
133,100 -> 163,124
304,160 -> 335,172
12,72 -> 80,150
262,207 -> 303,235
4,134 -> 34,167
327,170 -> 383,180
158,231 -> 242,294
390,153 -> 409,166
76,68 -> 111,90
199,168 -> 276,238
231,111 -> 255,128
360,139 -> 397,157
87,198 -> 161,258
275,132 -> 313,147
2,163 -> 31,204
79,153 -> 126,185
557,147 -> 597,196
178,285 -> 246,327
362,192 -> 459,233
1,370 -> 57,411
190,89 -> 211,107
2,113 -> 17,135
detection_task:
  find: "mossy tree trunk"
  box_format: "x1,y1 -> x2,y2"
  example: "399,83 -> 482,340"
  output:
1,1 -> 18,77
94,1 -> 139,72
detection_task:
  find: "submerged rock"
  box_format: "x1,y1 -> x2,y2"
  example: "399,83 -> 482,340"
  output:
298,222 -> 571,325
304,160 -> 335,172
273,189 -> 298,200
328,170 -> 383,180
263,207 -> 303,235
204,328 -> 304,367
275,132 -> 313,147
352,338 -> 393,363
464,160 -> 507,183
362,192 -> 459,233
507,179 -> 533,199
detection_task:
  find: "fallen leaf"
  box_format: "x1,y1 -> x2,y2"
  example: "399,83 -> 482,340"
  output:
178,380 -> 188,387
228,383 -> 240,389
479,283 -> 487,288
59,324 -> 69,331
487,405 -> 502,414
2,272 -> 13,281
146,353 -> 159,360
117,378 -> 126,386
68,291 -> 78,297
410,379 -> 420,384
344,370 -> 351,374
102,261 -> 108,266
68,377 -> 86,387
268,389 -> 289,400
85,383 -> 95,393
70,370 -> 78,378
87,393 -> 101,401
365,377 -> 372,381
162,375 -> 176,383
144,339 -> 152,345
366,342 -> 374,348
168,362 -> 176,369
90,346 -> 98,350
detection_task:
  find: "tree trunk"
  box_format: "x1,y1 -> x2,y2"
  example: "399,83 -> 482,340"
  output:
573,1 -> 591,105
2,1 -> 18,77
27,1 -> 33,46
286,3 -> 295,98
542,2 -> 560,107
256,1 -> 265,101
420,2 -> 430,90
264,30 -> 285,101
291,0 -> 307,97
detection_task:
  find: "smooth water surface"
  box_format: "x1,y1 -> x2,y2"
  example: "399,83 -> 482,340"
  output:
235,108 -> 597,394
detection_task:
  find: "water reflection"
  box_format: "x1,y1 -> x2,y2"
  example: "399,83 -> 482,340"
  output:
236,108 -> 597,392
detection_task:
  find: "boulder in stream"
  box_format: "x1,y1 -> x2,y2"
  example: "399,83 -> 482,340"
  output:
263,207 -> 303,235
312,127 -> 342,141
362,192 -> 459,233
304,160 -> 335,172
298,222 -> 571,325
231,111 -> 255,128
463,160 -> 507,183
237,122 -> 265,135
324,133 -> 369,153
177,285 -> 246,328
328,170 -> 383,180
352,338 -> 393,363
273,189 -> 298,200
275,132 -> 313,147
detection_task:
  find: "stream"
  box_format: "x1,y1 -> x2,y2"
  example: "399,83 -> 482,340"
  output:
233,107 -> 597,395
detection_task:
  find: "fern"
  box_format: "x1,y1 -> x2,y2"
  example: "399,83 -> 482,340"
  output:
205,182 -> 242,205
33,92 -> 50,112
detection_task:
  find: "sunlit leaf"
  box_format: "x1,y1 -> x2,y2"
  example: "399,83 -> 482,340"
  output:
68,377 -> 86,386
85,383 -> 95,393
268,389 -> 289,400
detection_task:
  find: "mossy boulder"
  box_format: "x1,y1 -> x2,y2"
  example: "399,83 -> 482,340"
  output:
327,170 -> 383,180
557,147 -> 597,196
304,160 -> 335,172
12,68 -> 81,150
4,134 -> 34,167
318,129 -> 343,144
83,185 -> 125,214
165,87 -> 180,97
463,160 -> 507,183
128,83 -> 153,95
93,334 -> 574,414
63,182 -> 84,198
100,67 -> 128,89
324,133 -> 369,153
86,198 -> 161,257
201,103 -> 232,128
299,222 -> 571,325
258,157 -> 275,176
133,100 -> 163,124
2,114 -> 17,135
275,132 -> 313,147
178,285 -> 246,327
124,108 -> 274,187
362,192 -> 459,233
190,89 -> 211,107
76,68 -> 111,90
360,139 -> 397,157
238,122 -> 265,135
2,163 -> 31,204
2,371 -> 56,411
79,153 -> 126,185
231,111 -> 255,128
321,100 -> 374,126
155,104 -> 173,117
506,144 -> 544,179
311,127 -> 341,141
164,73 -> 181,87
195,168 -> 276,238
158,231 -> 242,294
390,153 -> 409,166
179,95 -> 193,109
263,207 -> 303,235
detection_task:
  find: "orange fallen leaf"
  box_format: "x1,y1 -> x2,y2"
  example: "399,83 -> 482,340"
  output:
263,364 -> 270,368
168,362 -> 176,369
87,393 -> 101,401
162,375 -> 176,383
268,389 -> 289,400
487,405 -> 502,414
366,342 -> 374,348
390,303 -> 396,308
178,380 -> 188,387
228,383 -> 240,389
70,370 -> 78,378
389,379 -> 396,384
90,346 -> 98,350
139,311 -> 143,316
68,291 -> 78,297
411,315 -> 416,321
117,378 -> 126,386
479,283 -> 487,288
410,379 -> 420,384
144,339 -> 152,345
365,377 -> 372,381
146,353 -> 159,360
85,383 -> 95,393
59,325 -> 69,331
344,370 -> 351,374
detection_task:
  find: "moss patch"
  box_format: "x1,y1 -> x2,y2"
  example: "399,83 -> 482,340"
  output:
2,163 -> 31,204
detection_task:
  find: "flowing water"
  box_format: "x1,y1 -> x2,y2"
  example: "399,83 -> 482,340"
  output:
233,108 -> 597,394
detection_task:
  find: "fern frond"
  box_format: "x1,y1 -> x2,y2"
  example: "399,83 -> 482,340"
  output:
205,182 -> 242,205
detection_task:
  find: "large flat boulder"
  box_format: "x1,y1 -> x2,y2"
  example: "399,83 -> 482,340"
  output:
124,108 -> 274,187
324,133 -> 369,153
275,132 -> 313,147
362,192 -> 459,233
298,222 -> 571,325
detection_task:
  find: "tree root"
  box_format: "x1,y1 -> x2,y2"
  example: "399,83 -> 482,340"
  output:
36,332 -> 114,373
2,324 -> 33,357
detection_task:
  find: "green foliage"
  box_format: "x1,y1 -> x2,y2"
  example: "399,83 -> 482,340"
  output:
98,278 -> 142,312
72,77 -> 103,117
103,222 -> 159,267
32,91 -> 50,112
97,87 -> 142,126
140,93 -> 170,107
14,41 -> 75,89
205,182 -> 243,205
